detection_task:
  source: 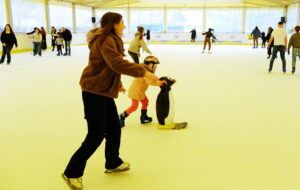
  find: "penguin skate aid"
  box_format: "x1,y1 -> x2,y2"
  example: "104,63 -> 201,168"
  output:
119,56 -> 167,128
156,76 -> 188,130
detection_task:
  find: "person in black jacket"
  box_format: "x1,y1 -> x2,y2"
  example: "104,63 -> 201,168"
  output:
0,24 -> 18,64
61,27 -> 72,56
266,27 -> 274,59
261,32 -> 267,48
251,26 -> 261,48
41,27 -> 47,50
190,28 -> 196,43
144,29 -> 150,42
51,26 -> 57,51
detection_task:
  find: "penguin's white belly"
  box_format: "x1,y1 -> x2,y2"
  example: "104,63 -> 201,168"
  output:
164,91 -> 175,125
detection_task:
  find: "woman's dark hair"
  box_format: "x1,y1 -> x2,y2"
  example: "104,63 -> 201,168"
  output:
3,24 -> 14,34
295,26 -> 300,33
137,26 -> 144,40
267,27 -> 273,35
35,27 -> 41,34
98,12 -> 122,44
41,27 -> 46,35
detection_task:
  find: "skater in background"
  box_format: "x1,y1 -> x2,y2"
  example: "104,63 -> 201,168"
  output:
62,12 -> 158,190
144,29 -> 151,43
251,26 -> 261,48
41,27 -> 47,50
288,25 -> 300,74
190,28 -> 196,43
55,32 -> 64,56
128,26 -> 152,64
28,27 -> 42,56
119,56 -> 166,128
266,27 -> 274,59
61,27 -> 72,56
26,27 -> 38,54
0,24 -> 18,64
267,22 -> 287,73
202,28 -> 216,53
51,26 -> 57,51
261,32 -> 267,48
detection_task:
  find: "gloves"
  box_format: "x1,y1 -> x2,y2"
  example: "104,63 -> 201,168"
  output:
119,87 -> 126,94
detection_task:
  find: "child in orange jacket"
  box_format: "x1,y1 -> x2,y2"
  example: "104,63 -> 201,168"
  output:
119,56 -> 166,127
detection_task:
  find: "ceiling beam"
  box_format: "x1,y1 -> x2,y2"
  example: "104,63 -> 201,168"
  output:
55,0 -> 299,8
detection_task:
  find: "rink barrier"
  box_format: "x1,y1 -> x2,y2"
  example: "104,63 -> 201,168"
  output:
0,33 -> 260,54
0,42 -> 255,54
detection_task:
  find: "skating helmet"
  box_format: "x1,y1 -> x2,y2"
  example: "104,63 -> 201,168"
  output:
144,56 -> 160,65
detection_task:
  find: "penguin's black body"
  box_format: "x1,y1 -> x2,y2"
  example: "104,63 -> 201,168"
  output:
156,76 -> 187,129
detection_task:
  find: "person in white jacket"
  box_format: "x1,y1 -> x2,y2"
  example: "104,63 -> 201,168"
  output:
128,26 -> 152,64
28,28 -> 42,56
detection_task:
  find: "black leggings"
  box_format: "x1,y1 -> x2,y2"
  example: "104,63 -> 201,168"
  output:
0,44 -> 13,63
64,91 -> 123,178
128,51 -> 139,64
57,45 -> 62,55
52,39 -> 56,50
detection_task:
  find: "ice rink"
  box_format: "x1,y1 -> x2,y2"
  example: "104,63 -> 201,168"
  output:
1,44 -> 300,190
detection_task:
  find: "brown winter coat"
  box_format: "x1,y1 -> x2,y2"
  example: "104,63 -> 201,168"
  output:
127,64 -> 161,100
80,28 -> 146,98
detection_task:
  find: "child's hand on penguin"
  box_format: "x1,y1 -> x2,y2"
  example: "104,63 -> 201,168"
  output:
160,80 -> 167,86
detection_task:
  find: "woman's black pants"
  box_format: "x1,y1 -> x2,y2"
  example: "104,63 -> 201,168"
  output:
64,91 -> 123,178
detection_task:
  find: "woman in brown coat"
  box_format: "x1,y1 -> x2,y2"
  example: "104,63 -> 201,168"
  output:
62,12 -> 157,190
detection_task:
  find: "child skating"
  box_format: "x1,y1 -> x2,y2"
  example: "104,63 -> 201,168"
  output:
55,32 -> 64,56
119,56 -> 166,128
